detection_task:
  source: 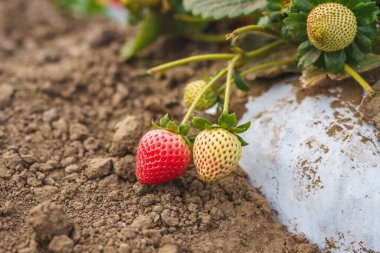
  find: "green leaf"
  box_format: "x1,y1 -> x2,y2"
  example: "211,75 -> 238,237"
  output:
352,54 -> 380,73
179,124 -> 190,136
324,51 -> 346,73
151,120 -> 162,129
192,117 -> 212,130
182,136 -> 193,148
236,135 -> 249,146
166,121 -> 179,133
345,42 -> 365,63
292,0 -> 313,12
298,47 -> 322,69
237,121 -> 251,132
355,33 -> 373,54
159,114 -> 170,128
183,0 -> 265,19
229,121 -> 251,133
121,13 -> 162,60
218,113 -> 237,128
234,72 -> 250,92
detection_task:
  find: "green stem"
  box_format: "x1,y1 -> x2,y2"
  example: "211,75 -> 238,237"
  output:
190,32 -> 227,43
344,64 -> 374,96
245,40 -> 286,59
173,14 -> 214,23
181,68 -> 228,125
241,57 -> 297,76
148,40 -> 286,74
216,57 -> 296,94
148,54 -> 234,74
223,56 -> 241,114
226,25 -> 280,40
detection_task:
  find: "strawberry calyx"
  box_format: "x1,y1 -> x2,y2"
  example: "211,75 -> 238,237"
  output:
151,114 -> 192,146
191,112 -> 251,146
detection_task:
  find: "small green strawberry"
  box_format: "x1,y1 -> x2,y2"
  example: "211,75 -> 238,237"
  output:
183,80 -> 218,111
191,113 -> 250,182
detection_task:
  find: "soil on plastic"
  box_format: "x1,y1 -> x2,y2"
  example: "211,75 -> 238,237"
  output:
0,1 -> 318,252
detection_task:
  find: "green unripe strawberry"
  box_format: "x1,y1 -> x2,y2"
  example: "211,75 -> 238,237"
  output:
307,3 -> 357,52
183,80 -> 217,111
193,128 -> 242,182
284,0 -> 379,72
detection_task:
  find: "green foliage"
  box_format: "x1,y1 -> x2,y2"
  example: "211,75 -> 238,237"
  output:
121,13 -> 162,59
284,0 -> 379,73
57,0 -> 106,15
192,113 -> 251,146
234,72 -> 251,92
183,0 -> 265,19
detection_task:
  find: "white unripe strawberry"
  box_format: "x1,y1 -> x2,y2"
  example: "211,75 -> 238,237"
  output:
193,128 -> 242,182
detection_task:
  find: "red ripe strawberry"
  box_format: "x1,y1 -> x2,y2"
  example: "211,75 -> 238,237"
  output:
136,129 -> 192,184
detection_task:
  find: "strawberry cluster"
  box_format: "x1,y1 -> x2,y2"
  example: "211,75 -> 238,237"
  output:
135,107 -> 250,184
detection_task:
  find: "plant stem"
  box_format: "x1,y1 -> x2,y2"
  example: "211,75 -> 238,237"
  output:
344,64 -> 374,96
148,54 -> 234,74
223,55 -> 241,114
181,68 -> 228,125
245,40 -> 286,59
190,32 -> 227,43
216,57 -> 296,93
226,25 -> 281,40
148,40 -> 286,74
173,14 -> 214,23
241,57 -> 297,76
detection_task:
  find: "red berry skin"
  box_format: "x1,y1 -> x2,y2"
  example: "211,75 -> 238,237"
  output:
136,130 -> 191,184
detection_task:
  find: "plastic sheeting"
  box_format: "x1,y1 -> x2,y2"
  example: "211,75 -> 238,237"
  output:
239,81 -> 380,252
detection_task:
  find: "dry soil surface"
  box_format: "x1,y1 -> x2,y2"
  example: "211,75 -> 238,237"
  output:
0,1 -> 318,252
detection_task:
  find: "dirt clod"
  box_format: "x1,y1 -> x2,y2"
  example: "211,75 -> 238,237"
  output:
48,235 -> 74,253
158,244 -> 180,253
27,201 -> 73,243
360,82 -> 380,137
114,155 -> 136,180
0,84 -> 14,108
111,115 -> 143,156
84,158 -> 113,179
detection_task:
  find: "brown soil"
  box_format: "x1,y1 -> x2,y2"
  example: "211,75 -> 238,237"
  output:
0,1 -> 318,252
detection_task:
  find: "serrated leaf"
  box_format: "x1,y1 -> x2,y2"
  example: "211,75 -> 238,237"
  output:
234,72 -> 250,92
237,121 -> 251,131
229,121 -> 251,133
218,113 -> 237,128
159,114 -> 170,128
166,121 -> 179,133
300,54 -> 380,89
179,124 -> 190,136
183,0 -> 265,19
353,54 -> 380,73
298,47 -> 321,69
324,51 -> 346,73
151,120 -> 162,129
236,135 -> 249,146
182,136 -> 193,148
121,13 -> 162,60
192,117 -> 212,130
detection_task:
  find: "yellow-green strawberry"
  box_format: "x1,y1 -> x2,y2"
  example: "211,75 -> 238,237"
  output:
193,128 -> 242,182
307,3 -> 357,52
183,80 -> 217,111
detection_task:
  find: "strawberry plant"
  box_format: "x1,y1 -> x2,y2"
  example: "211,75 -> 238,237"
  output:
134,0 -> 380,184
